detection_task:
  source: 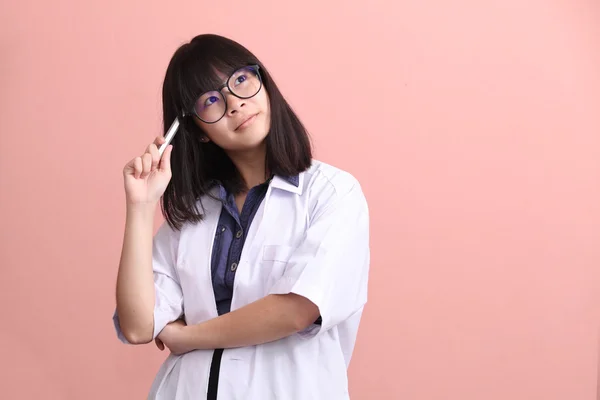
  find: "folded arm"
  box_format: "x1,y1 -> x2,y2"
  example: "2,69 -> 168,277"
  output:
177,293 -> 319,351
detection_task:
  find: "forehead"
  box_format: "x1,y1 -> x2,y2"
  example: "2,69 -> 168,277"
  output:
197,63 -> 235,90
212,68 -> 229,82
177,62 -> 235,108
193,64 -> 254,96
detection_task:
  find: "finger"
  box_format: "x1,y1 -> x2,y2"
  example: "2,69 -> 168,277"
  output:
147,143 -> 160,171
140,153 -> 152,179
154,135 -> 166,147
159,145 -> 173,173
123,158 -> 135,177
133,157 -> 142,179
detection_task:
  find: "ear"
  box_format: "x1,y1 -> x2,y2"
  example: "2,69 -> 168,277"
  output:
200,136 -> 211,143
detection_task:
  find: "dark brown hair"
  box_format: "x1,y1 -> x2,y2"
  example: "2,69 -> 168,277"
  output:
160,34 -> 312,231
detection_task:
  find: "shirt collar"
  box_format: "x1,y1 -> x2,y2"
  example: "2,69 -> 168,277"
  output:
214,174 -> 301,200
280,175 -> 299,187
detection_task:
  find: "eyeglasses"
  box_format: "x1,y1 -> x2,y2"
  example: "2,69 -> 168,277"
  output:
187,64 -> 263,124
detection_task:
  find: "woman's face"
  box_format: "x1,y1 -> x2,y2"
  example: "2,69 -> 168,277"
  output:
192,69 -> 271,153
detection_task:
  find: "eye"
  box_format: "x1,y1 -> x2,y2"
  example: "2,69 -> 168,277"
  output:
204,95 -> 220,107
234,74 -> 247,86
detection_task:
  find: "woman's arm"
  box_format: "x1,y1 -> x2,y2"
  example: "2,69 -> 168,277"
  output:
191,293 -> 319,349
116,137 -> 176,345
159,294 -> 319,353
115,204 -> 157,344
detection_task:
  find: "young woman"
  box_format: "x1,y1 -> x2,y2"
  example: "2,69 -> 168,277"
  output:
114,33 -> 370,399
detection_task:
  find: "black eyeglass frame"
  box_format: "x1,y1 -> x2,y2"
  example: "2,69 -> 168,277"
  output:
184,64 -> 263,124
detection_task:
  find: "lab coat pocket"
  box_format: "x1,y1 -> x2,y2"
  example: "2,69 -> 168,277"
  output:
261,244 -> 294,287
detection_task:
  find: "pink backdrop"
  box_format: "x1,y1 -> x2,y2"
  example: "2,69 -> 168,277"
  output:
1,1 -> 599,399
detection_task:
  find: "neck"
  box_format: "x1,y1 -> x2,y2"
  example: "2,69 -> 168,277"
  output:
226,143 -> 269,191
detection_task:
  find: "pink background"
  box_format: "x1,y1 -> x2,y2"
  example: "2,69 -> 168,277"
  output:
1,0 -> 599,399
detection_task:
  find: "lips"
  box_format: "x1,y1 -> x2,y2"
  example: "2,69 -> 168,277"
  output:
235,113 -> 258,131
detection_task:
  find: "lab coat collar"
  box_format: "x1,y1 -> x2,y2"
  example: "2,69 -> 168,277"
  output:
206,174 -> 302,198
271,173 -> 303,195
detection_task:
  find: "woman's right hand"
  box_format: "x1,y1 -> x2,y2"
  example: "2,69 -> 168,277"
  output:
123,136 -> 173,206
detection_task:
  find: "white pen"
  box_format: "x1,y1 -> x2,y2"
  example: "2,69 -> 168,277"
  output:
158,118 -> 180,157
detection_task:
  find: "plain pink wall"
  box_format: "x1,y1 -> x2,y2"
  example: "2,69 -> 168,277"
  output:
1,1 -> 598,399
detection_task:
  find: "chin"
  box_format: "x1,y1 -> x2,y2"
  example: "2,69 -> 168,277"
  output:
239,121 -> 270,142
226,129 -> 268,152
242,131 -> 269,149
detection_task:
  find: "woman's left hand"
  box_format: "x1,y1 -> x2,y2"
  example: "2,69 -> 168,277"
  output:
156,319 -> 191,355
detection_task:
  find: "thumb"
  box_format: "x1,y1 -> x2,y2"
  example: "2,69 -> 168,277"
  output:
159,145 -> 173,173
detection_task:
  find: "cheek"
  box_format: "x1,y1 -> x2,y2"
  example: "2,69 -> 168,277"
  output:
264,94 -> 271,128
196,119 -> 228,139
261,90 -> 270,112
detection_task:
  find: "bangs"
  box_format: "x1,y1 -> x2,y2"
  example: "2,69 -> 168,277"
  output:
168,38 -> 258,116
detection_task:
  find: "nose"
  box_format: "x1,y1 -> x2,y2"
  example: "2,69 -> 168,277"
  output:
224,91 -> 246,115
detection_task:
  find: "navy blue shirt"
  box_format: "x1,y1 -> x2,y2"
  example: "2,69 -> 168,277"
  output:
211,175 -> 299,315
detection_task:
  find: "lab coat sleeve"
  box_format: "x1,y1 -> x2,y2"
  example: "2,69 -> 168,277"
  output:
113,221 -> 184,344
269,181 -> 370,338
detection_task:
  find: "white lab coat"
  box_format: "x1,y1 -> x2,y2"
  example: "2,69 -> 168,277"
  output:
113,160 -> 370,399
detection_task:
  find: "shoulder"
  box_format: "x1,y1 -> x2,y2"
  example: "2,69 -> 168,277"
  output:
302,159 -> 362,197
300,160 -> 367,214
